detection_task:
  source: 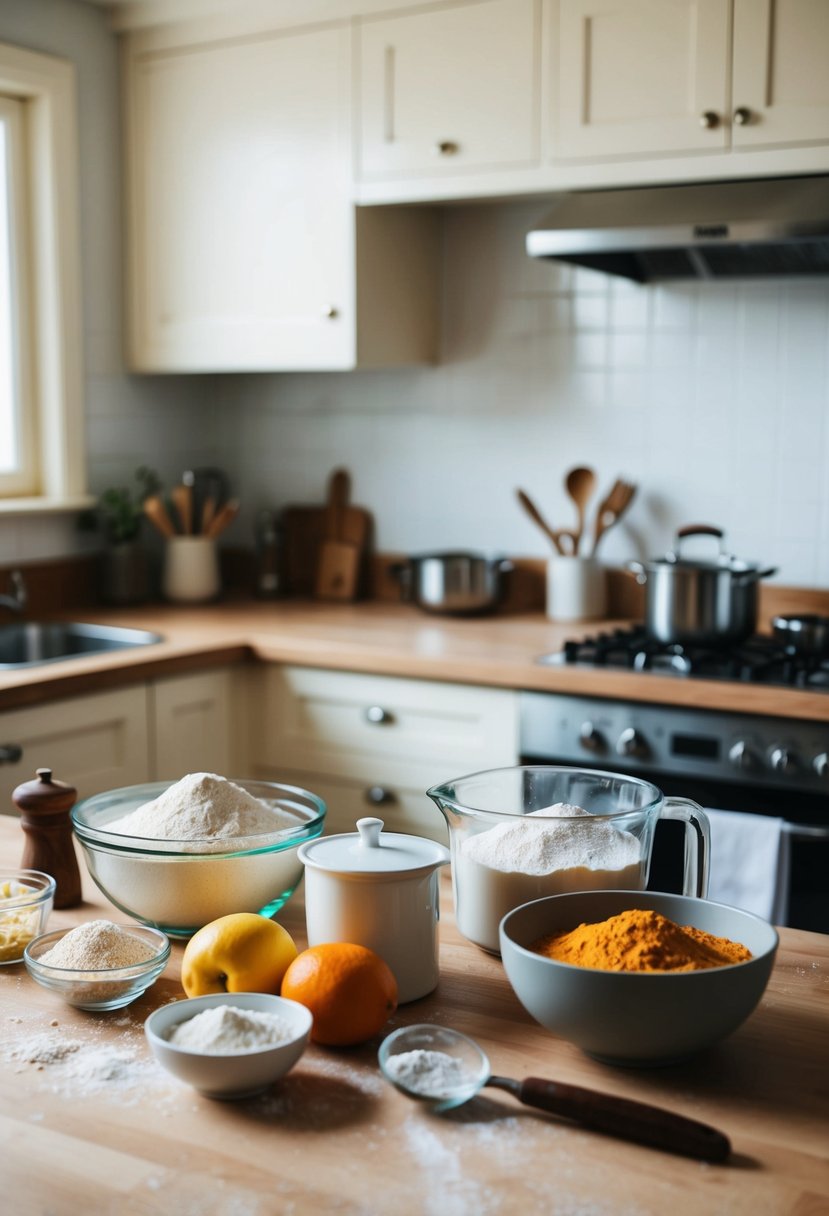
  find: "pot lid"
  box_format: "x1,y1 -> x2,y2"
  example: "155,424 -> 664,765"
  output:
649,526 -> 760,573
298,817 -> 450,875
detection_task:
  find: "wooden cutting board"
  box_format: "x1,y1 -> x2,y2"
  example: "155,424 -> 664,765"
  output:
314,469 -> 364,600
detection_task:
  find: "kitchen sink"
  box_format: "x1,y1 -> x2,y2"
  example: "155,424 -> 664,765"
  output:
0,622 -> 163,669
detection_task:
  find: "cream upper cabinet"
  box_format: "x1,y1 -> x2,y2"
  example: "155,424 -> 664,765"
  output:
731,0 -> 829,148
555,0 -> 731,159
358,0 -> 540,180
124,21 -> 439,372
554,0 -> 829,162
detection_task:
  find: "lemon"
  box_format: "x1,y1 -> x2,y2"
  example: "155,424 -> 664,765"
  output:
181,912 -> 298,997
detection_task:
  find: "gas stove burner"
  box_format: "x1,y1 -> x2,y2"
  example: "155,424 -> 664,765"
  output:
540,626 -> 829,690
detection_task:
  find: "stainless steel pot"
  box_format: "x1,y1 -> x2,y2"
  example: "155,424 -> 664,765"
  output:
771,614 -> 829,655
392,551 -> 513,616
629,526 -> 777,647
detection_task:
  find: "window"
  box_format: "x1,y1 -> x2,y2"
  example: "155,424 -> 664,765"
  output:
0,92 -> 36,495
0,40 -> 87,510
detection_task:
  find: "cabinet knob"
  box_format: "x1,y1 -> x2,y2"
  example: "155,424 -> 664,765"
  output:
0,743 -> 23,765
365,785 -> 397,806
699,110 -> 720,130
323,305 -> 340,320
435,140 -> 460,156
733,106 -> 753,126
365,705 -> 394,725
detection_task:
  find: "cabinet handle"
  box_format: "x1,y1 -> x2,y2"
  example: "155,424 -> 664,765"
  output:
323,305 -> 340,320
733,106 -> 753,126
0,743 -> 23,765
365,785 -> 397,806
699,110 -> 720,130
365,705 -> 394,725
435,140 -> 460,156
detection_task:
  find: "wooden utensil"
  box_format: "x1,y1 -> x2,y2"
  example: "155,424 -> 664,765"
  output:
200,496 -> 218,535
143,494 -> 177,539
205,498 -> 240,539
590,478 -> 637,555
564,466 -> 597,555
516,489 -> 578,556
171,484 -> 193,535
315,469 -> 362,601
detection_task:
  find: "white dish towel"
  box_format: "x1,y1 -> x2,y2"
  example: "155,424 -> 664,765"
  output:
704,808 -> 790,925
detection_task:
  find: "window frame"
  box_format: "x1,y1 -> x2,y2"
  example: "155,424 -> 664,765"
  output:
0,39 -> 87,513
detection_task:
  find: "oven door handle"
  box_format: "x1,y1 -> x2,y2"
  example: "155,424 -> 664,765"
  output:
784,823 -> 829,842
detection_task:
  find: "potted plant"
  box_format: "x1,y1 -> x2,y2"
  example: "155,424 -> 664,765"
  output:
80,467 -> 161,604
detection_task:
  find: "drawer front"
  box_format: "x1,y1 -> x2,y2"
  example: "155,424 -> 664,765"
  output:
254,666 -> 519,789
249,765 -> 448,845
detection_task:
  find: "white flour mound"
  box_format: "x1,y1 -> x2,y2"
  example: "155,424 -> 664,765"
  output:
110,773 -> 287,841
168,1005 -> 293,1054
462,803 -> 640,875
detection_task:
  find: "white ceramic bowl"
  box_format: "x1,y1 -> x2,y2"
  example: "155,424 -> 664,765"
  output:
500,890 -> 778,1066
71,779 -> 326,938
145,992 -> 313,1099
24,924 -> 170,1010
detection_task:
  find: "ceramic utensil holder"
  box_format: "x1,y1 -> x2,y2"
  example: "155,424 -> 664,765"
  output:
547,555 -> 607,622
163,536 -> 220,603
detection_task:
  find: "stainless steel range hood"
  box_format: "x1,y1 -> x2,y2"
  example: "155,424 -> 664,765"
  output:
526,176 -> 829,282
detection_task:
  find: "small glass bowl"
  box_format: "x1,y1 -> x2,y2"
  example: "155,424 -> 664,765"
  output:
0,870 -> 56,965
24,924 -> 171,1010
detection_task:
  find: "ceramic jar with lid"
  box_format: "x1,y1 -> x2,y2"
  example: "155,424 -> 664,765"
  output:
297,818 -> 450,1003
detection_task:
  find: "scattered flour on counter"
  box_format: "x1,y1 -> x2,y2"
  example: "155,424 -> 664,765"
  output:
110,773 -> 288,841
168,1005 -> 293,1054
39,920 -> 155,970
456,804 -> 644,952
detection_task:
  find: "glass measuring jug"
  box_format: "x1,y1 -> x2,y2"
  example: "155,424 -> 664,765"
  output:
427,766 -> 710,953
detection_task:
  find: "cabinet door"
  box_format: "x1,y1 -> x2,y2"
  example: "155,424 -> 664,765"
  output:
732,0 -> 829,148
0,688 -> 151,812
126,24 -> 355,371
555,0 -> 730,159
250,768 -> 449,844
251,666 -> 520,790
151,670 -> 235,780
358,0 -> 539,179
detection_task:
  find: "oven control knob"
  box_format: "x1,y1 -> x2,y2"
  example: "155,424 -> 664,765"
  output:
616,727 -> 648,759
768,746 -> 795,774
813,752 -> 829,779
578,721 -> 606,752
728,740 -> 755,771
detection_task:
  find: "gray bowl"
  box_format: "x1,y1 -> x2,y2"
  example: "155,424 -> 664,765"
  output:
499,891 -> 778,1066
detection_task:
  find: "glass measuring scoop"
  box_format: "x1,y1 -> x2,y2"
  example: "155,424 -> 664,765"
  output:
378,1024 -> 730,1164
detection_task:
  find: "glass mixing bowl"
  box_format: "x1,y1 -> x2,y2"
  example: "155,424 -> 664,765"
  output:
71,779 -> 326,938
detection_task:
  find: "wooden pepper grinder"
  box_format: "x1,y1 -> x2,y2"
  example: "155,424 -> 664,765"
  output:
14,768 -> 82,909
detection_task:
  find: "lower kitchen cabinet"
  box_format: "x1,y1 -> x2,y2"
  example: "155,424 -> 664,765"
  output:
150,669 -> 237,780
0,687 -> 151,811
247,665 -> 520,839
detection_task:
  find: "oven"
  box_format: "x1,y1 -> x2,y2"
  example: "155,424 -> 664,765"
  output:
520,690 -> 829,934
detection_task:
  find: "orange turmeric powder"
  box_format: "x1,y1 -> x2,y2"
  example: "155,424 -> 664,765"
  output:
532,908 -> 752,972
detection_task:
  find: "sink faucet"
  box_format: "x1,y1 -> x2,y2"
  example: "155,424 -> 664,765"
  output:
0,570 -> 27,614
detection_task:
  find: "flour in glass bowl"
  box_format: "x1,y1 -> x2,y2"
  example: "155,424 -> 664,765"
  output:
455,803 -> 644,952
110,773 -> 288,844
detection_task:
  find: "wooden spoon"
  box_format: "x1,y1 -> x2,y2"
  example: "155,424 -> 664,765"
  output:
564,466 -> 597,555
171,484 -> 193,535
516,489 -> 577,556
143,495 -> 176,539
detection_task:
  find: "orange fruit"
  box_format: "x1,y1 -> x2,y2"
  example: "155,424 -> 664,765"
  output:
280,942 -> 398,1047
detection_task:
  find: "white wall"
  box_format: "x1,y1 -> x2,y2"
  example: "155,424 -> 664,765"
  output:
3,3 -> 828,589
0,0 -> 222,566
222,201 -> 829,588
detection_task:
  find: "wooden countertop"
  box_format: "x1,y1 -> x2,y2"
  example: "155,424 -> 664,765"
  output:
2,598 -> 829,721
0,817 -> 827,1214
